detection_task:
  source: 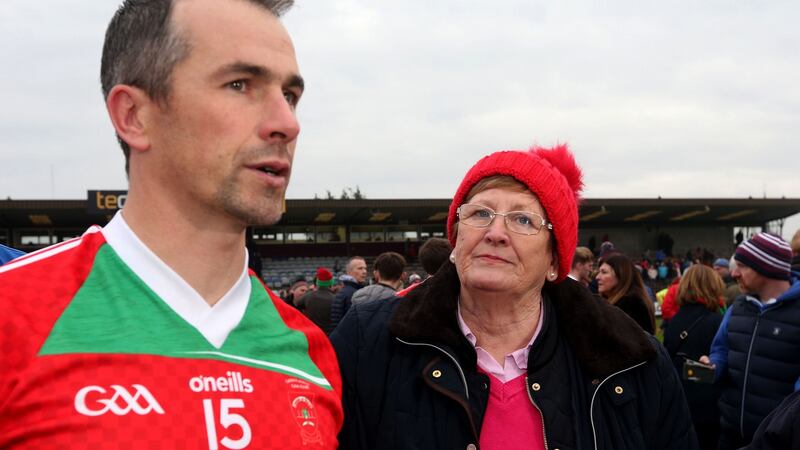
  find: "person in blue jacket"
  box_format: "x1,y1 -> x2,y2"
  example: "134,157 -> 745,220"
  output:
700,232 -> 800,450
0,244 -> 25,265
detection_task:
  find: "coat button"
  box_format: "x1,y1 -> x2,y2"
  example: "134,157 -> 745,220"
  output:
481,381 -> 488,390
432,370 -> 442,378
614,386 -> 623,394
467,445 -> 477,450
531,382 -> 541,391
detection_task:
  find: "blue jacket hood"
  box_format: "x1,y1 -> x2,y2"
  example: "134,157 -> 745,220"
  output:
778,279 -> 800,303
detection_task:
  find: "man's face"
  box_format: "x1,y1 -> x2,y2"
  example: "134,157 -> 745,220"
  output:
732,263 -> 765,296
349,259 -> 368,284
145,0 -> 303,227
290,282 -> 308,299
577,261 -> 594,285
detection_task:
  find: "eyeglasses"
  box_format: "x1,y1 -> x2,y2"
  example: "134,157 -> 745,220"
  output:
457,203 -> 553,236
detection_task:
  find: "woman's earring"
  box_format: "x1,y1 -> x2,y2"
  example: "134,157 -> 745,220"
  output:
449,251 -> 456,263
548,272 -> 557,281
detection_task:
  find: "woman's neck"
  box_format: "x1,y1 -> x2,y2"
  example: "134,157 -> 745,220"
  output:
459,289 -> 542,366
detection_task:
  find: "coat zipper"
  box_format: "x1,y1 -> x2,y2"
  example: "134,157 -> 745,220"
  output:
589,361 -> 647,450
395,338 -> 469,399
525,375 -> 549,450
740,314 -> 761,437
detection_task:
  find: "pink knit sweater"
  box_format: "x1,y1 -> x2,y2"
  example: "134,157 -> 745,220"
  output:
479,372 -> 546,450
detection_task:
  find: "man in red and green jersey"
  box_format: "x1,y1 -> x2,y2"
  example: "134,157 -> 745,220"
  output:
0,0 -> 342,448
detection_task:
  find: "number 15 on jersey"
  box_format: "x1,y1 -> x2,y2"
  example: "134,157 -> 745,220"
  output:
203,398 -> 252,450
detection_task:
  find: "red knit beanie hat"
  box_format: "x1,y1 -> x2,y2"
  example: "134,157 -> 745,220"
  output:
447,144 -> 583,283
315,267 -> 334,287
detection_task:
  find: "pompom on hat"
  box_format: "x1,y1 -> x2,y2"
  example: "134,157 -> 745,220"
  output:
447,144 -> 584,282
315,267 -> 334,287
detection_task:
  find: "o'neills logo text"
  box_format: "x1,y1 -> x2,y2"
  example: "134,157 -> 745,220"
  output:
74,384 -> 165,417
189,371 -> 253,393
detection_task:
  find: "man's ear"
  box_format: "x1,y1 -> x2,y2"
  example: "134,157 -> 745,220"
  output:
105,85 -> 153,153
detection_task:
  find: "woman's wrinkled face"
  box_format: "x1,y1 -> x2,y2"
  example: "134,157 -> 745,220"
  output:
596,263 -> 618,296
453,187 -> 556,297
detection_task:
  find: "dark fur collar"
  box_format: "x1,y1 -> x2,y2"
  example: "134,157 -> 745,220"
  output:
389,262 -> 657,378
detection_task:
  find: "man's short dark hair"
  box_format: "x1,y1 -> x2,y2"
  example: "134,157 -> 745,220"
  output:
374,252 -> 406,282
419,238 -> 452,276
101,0 -> 294,174
290,277 -> 307,291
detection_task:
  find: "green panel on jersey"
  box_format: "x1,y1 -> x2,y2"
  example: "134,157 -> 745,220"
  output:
39,244 -> 331,389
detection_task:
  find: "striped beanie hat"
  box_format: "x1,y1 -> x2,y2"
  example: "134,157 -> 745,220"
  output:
734,232 -> 792,280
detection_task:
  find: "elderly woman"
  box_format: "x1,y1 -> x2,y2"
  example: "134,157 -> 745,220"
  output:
595,254 -> 657,334
330,145 -> 697,449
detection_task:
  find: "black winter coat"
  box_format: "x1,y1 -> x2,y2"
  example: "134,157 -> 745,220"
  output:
330,262 -> 699,450
328,279 -> 363,334
744,389 -> 800,450
297,287 -> 335,333
663,303 -> 723,432
614,294 -> 655,334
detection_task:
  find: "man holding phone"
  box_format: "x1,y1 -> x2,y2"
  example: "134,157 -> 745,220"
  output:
700,232 -> 800,450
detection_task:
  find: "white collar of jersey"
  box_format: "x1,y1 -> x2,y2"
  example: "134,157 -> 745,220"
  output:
101,211 -> 251,349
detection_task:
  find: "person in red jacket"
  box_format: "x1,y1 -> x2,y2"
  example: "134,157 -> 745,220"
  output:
661,275 -> 682,323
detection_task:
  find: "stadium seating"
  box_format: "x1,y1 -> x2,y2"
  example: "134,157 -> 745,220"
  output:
260,256 -> 425,289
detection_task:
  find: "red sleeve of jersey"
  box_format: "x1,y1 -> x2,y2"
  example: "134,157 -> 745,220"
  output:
0,231 -> 107,407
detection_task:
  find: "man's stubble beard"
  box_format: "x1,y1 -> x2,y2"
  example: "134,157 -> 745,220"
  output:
219,183 -> 286,226
217,145 -> 292,227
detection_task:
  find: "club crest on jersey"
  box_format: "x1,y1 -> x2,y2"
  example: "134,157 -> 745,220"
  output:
289,393 -> 322,445
74,384 -> 164,417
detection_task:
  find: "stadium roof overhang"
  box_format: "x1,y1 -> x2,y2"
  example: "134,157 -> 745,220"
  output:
1,197 -> 799,229
278,198 -> 800,227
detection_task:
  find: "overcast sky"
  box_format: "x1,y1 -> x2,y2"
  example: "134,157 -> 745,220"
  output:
1,1 -> 798,239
